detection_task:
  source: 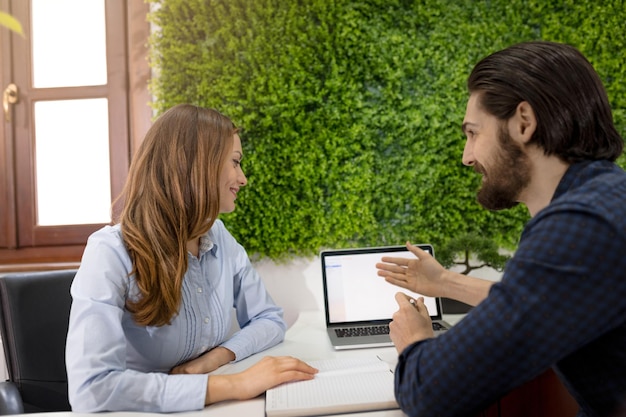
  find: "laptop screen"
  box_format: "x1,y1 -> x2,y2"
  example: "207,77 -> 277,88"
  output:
321,245 -> 441,325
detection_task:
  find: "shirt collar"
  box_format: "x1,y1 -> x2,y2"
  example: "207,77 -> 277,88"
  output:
198,231 -> 218,257
552,160 -> 612,201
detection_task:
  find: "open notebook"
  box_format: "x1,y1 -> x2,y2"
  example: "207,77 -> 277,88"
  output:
265,355 -> 398,417
321,244 -> 451,350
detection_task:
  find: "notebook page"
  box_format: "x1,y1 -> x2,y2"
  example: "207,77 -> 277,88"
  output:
312,356 -> 391,375
266,356 -> 398,417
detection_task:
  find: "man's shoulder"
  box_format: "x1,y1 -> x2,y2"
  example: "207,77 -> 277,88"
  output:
557,160 -> 626,207
529,161 -> 626,235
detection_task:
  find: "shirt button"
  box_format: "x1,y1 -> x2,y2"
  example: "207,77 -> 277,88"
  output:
204,317 -> 210,323
197,288 -> 203,293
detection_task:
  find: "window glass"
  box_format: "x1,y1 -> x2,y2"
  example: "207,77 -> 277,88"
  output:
31,0 -> 107,87
34,99 -> 111,225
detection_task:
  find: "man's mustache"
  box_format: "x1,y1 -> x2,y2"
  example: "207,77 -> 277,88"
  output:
473,163 -> 486,175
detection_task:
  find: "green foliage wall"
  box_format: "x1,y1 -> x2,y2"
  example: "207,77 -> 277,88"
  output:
148,0 -> 626,260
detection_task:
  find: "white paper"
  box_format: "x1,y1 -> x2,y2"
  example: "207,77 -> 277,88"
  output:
266,356 -> 398,417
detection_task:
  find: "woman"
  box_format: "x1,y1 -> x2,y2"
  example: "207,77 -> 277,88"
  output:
66,104 -> 317,412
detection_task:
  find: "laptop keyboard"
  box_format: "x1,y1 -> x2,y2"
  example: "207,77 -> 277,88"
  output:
335,322 -> 446,338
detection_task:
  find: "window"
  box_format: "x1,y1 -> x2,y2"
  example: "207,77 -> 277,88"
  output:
0,0 -> 151,270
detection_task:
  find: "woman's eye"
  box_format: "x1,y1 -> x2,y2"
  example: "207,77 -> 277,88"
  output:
233,159 -> 241,167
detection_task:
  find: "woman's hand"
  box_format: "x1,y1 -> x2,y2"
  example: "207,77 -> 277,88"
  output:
171,346 -> 235,375
206,356 -> 318,404
376,241 -> 447,296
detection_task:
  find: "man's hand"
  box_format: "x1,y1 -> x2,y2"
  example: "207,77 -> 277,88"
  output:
389,293 -> 434,354
376,241 -> 447,296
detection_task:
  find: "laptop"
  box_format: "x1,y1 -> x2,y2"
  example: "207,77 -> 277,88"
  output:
321,244 -> 451,350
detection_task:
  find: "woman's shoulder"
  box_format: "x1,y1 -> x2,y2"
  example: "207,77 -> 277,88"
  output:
209,219 -> 245,253
83,224 -> 132,266
87,224 -> 125,247
212,218 -> 226,230
75,224 -> 133,295
209,219 -> 233,241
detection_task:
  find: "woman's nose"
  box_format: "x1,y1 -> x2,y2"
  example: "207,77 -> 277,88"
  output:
239,170 -> 248,186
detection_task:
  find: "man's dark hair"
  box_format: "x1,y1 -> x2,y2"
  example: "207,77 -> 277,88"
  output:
468,41 -> 623,163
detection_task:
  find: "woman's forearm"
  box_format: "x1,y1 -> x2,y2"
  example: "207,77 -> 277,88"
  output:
206,374 -> 237,404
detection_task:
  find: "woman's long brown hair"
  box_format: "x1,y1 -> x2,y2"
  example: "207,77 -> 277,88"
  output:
115,104 -> 236,326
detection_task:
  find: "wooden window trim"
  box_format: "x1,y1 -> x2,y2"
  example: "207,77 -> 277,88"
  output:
0,0 -> 152,272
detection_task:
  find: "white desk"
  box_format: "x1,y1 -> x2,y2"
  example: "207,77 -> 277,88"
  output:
205,310 -> 407,417
30,311 -> 464,417
201,310 -> 463,417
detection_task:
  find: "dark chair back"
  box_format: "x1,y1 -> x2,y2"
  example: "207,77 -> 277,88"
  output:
0,270 -> 76,413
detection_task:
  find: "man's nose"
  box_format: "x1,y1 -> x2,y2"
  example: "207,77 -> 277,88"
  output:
462,141 -> 475,166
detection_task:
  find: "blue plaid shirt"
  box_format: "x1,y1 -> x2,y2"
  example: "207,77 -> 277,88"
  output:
395,160 -> 626,417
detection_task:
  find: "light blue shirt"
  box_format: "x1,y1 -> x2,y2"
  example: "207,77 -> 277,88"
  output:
65,220 -> 286,412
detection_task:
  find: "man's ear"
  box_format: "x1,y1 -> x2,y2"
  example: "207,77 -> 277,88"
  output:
510,101 -> 537,143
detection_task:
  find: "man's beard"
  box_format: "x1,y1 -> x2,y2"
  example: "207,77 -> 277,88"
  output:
475,126 -> 531,211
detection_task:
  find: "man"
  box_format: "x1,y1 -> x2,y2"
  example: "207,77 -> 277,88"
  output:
377,41 -> 626,417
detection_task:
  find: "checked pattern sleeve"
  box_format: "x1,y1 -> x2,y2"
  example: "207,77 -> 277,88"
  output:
394,161 -> 626,417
